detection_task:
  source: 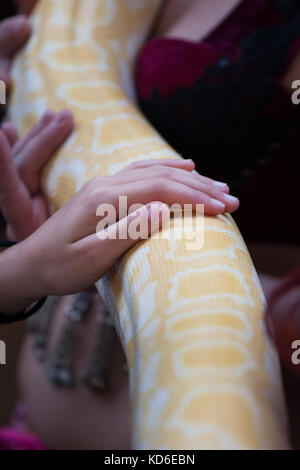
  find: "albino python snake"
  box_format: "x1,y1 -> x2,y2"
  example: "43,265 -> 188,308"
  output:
10,0 -> 289,449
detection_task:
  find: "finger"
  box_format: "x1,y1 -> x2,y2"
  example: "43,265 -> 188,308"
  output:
114,179 -> 227,216
2,122 -> 19,147
0,129 -> 22,197
16,110 -> 74,194
31,194 -> 49,229
117,159 -> 229,192
147,166 -> 238,212
0,16 -> 30,86
6,194 -> 49,243
190,171 -> 229,193
75,202 -> 170,278
67,175 -> 228,244
119,158 -> 195,174
113,164 -> 230,194
111,167 -> 235,211
0,16 -> 30,58
13,109 -> 57,156
0,130 -> 33,240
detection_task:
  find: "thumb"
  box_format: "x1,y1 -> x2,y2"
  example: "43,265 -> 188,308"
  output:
111,201 -> 170,247
78,202 -> 170,273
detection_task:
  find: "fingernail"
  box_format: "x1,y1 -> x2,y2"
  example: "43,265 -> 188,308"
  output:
213,181 -> 228,189
54,112 -> 73,129
223,194 -> 239,204
41,110 -> 56,124
211,199 -> 226,210
56,113 -> 69,125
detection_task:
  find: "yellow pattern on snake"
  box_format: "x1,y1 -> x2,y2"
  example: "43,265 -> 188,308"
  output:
10,0 -> 289,449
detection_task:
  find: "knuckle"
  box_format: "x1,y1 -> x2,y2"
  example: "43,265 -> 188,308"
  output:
128,161 -> 140,170
161,166 -> 172,178
84,176 -> 101,193
83,178 -> 95,192
90,190 -> 104,208
152,165 -> 172,179
152,177 -> 169,195
84,187 -> 102,208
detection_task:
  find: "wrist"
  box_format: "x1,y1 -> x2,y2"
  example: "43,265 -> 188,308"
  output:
0,239 -> 47,315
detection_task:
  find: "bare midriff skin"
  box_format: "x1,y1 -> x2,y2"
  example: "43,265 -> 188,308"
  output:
18,293 -> 130,450
154,0 -> 243,42
17,0 -> 300,449
154,0 -> 300,91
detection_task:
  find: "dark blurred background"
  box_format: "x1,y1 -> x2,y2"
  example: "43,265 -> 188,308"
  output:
0,1 -> 17,21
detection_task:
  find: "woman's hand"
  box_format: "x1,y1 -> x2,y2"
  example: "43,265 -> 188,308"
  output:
0,154 -> 238,314
0,114 -> 239,244
17,158 -> 238,296
0,106 -> 239,315
0,109 -> 74,241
